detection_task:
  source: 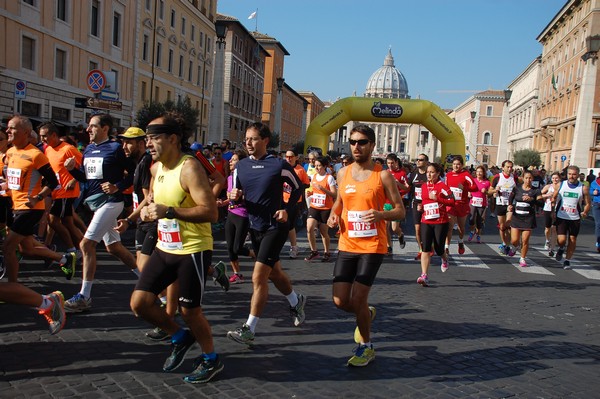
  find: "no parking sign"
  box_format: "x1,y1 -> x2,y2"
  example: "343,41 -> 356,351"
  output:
86,69 -> 106,93
15,80 -> 26,98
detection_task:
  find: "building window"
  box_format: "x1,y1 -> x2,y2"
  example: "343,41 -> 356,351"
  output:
55,48 -> 67,79
181,17 -> 186,35
23,0 -> 35,6
170,9 -> 175,28
51,107 -> 70,122
142,34 -> 149,61
483,132 -> 491,145
188,60 -> 193,81
206,35 -> 211,53
154,85 -> 160,100
158,0 -> 164,19
168,49 -> 173,72
145,0 -> 151,11
167,90 -> 171,101
141,81 -> 147,101
21,101 -> 41,116
200,32 -> 204,47
156,42 -> 162,67
22,36 -> 35,71
191,25 -> 195,42
57,0 -> 67,21
111,69 -> 119,92
91,0 -> 100,37
486,105 -> 493,116
197,65 -> 202,85
113,12 -> 121,47
178,55 -> 184,77
89,60 -> 98,71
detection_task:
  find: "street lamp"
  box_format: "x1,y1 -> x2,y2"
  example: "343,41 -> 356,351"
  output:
470,110 -> 477,121
503,89 -> 513,102
275,77 -> 284,151
208,20 -> 227,144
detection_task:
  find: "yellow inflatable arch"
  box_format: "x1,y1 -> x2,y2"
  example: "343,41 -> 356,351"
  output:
305,97 -> 465,165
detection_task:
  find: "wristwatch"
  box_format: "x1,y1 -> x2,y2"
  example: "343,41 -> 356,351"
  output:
36,194 -> 44,201
165,206 -> 176,219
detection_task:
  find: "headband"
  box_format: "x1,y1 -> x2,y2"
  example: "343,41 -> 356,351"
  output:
146,123 -> 182,136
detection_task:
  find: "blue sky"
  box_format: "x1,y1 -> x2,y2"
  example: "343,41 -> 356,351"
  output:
218,0 -> 566,109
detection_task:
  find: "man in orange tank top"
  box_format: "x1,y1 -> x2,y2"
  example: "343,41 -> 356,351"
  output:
327,124 -> 405,367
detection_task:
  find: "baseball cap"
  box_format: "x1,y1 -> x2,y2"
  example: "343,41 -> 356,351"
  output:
118,127 -> 146,139
190,142 -> 203,151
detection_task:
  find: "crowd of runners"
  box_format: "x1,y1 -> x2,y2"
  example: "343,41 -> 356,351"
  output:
1,113 -> 598,383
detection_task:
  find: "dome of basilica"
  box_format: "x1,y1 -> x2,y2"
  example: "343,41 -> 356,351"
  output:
365,48 -> 409,99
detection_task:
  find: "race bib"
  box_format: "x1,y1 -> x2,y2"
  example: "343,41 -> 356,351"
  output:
414,186 -> 422,200
515,201 -> 531,215
132,193 -> 139,210
157,218 -> 183,250
423,202 -> 441,220
451,187 -> 463,200
347,210 -> 377,238
471,196 -> 483,207
7,168 -> 22,190
84,157 -> 104,179
497,189 -> 510,205
560,204 -> 578,215
311,193 -> 326,207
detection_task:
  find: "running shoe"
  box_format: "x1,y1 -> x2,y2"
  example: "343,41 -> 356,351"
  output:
290,293 -> 306,326
507,247 -> 516,257
60,252 -> 77,280
476,235 -> 481,244
548,250 -> 555,257
441,259 -> 449,273
289,246 -> 299,259
183,355 -> 224,384
64,293 -> 92,313
227,324 -> 255,345
354,306 -> 376,344
212,261 -> 230,292
519,258 -> 527,267
321,252 -> 331,262
304,251 -> 319,262
544,241 -> 550,251
414,251 -> 422,260
347,344 -> 375,367
398,234 -> 406,249
563,260 -> 571,270
39,291 -> 66,335
146,327 -> 170,341
467,231 -> 475,242
555,248 -> 565,262
228,273 -> 244,284
163,330 -> 196,372
417,273 -> 429,287
458,242 -> 465,255
498,244 -> 506,255
0,255 -> 4,280
597,242 -> 600,253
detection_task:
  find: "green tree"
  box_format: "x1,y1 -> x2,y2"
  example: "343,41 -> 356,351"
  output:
513,149 -> 542,170
268,132 -> 280,149
135,96 -> 199,134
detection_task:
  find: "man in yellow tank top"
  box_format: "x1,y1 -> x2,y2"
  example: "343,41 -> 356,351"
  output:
327,124 -> 405,367
129,112 -> 223,384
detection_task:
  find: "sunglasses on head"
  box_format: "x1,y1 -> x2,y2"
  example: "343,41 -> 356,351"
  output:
349,139 -> 371,146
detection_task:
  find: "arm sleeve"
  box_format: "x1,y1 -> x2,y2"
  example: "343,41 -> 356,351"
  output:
115,149 -> 135,192
39,163 -> 59,191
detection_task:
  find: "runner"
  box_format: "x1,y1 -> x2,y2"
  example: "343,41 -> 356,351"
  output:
63,113 -> 138,312
445,155 -> 477,255
590,172 -> 600,253
384,153 -> 408,254
130,112 -> 223,383
490,160 -> 519,256
467,166 -> 491,244
283,149 -> 310,259
541,172 -> 561,257
326,124 -> 404,367
507,170 -> 543,267
407,154 -> 429,260
226,122 -> 306,346
304,156 -> 337,262
418,163 -> 455,286
222,149 -> 255,284
554,165 -> 591,270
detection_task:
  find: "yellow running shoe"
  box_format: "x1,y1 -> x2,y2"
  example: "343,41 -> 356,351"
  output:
353,306 -> 376,344
347,344 -> 375,367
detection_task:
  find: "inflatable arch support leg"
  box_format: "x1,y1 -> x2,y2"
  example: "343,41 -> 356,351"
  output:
305,97 -> 465,165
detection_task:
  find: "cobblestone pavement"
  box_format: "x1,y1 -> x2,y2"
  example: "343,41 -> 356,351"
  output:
1,216 -> 599,398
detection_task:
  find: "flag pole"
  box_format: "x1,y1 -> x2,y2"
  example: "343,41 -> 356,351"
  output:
255,8 -> 258,31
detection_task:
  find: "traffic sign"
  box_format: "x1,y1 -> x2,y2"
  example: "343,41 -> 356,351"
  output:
86,69 -> 106,93
74,97 -> 122,111
561,155 -> 567,162
15,80 -> 26,98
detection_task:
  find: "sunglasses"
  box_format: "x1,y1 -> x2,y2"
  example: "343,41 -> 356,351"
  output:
349,139 -> 371,146
417,158 -> 426,161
